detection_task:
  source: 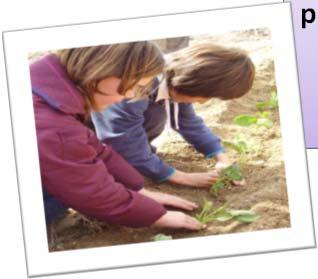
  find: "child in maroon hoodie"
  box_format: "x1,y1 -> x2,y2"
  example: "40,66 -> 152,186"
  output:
31,42 -> 203,230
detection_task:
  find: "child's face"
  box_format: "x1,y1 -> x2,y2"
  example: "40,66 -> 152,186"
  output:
170,90 -> 210,104
93,76 -> 154,111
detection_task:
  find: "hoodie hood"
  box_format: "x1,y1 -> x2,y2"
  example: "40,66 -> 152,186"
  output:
30,54 -> 85,115
155,77 -> 180,131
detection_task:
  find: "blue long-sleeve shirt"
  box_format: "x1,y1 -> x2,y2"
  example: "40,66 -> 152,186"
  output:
92,89 -> 223,182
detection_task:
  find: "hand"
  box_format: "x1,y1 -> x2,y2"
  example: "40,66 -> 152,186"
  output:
168,170 -> 219,187
152,211 -> 205,230
215,153 -> 246,186
231,178 -> 246,186
215,152 -> 231,173
139,188 -> 198,211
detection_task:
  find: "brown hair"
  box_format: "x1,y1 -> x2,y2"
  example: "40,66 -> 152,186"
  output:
165,43 -> 255,100
56,41 -> 164,112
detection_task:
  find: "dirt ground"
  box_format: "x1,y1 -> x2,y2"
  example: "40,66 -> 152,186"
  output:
47,28 -> 290,252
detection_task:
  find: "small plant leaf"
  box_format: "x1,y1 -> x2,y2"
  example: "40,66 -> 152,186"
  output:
256,118 -> 273,128
223,141 -> 240,152
211,164 -> 244,198
195,201 -> 257,225
153,234 -> 173,241
233,115 -> 258,126
256,92 -> 278,111
214,212 -> 233,222
203,200 -> 213,211
223,164 -> 244,181
237,141 -> 248,152
234,214 -> 258,223
213,202 -> 229,214
228,209 -> 258,223
212,181 -> 225,197
228,209 -> 254,216
270,91 -> 278,105
223,140 -> 248,154
256,101 -> 268,110
256,111 -> 270,118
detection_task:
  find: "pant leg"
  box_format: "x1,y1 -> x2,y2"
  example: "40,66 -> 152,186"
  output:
43,188 -> 68,225
143,101 -> 167,143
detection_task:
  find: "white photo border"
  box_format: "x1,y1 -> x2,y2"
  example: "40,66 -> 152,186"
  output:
3,2 -> 315,277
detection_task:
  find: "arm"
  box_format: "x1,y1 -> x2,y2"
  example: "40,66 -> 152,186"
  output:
92,99 -> 175,182
39,126 -> 166,228
173,103 -> 224,158
87,128 -> 145,191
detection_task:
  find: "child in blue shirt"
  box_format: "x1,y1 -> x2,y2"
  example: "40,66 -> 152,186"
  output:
92,43 -> 255,188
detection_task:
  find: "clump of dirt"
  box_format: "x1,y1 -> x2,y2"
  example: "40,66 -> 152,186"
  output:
48,28 -> 290,252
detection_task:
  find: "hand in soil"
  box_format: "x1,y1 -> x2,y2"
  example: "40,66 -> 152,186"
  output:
215,156 -> 246,187
152,211 -> 205,230
214,152 -> 231,171
139,188 -> 198,211
168,170 -> 219,187
232,178 -> 246,186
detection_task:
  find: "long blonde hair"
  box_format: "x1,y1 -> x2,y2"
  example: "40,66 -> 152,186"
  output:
56,41 -> 164,112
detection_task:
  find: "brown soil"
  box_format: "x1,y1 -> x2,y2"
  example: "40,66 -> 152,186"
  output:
48,28 -> 290,252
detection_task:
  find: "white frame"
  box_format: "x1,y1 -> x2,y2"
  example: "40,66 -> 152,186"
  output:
3,2 -> 315,277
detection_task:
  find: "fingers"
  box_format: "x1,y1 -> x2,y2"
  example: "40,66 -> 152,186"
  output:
182,215 -> 205,230
215,161 -> 231,173
188,172 -> 219,187
163,194 -> 198,211
208,170 -> 219,177
232,178 -> 246,186
207,172 -> 219,181
152,211 -> 206,231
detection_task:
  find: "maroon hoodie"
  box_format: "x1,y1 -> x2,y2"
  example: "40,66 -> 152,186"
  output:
30,54 -> 166,227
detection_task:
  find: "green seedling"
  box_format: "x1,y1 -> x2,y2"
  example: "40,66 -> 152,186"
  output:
227,209 -> 258,223
195,200 -> 257,225
255,111 -> 273,128
195,200 -> 230,224
223,139 -> 249,155
223,135 -> 256,163
211,164 -> 244,197
256,91 -> 278,111
233,114 -> 257,126
223,139 -> 249,164
153,234 -> 173,241
233,112 -> 273,128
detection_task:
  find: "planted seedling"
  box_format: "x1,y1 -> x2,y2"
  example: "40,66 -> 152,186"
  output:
223,135 -> 256,164
227,209 -> 258,223
211,164 -> 244,197
223,139 -> 249,155
153,234 -> 173,241
233,112 -> 273,128
195,200 -> 230,224
195,200 -> 257,225
233,114 -> 257,126
256,91 -> 278,111
223,139 -> 248,164
255,111 -> 273,128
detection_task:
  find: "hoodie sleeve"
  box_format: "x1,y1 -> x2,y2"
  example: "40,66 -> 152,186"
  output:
172,103 -> 224,158
92,99 -> 176,182
39,127 -> 166,228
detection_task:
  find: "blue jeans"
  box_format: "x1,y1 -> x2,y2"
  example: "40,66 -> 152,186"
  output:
43,188 -> 68,225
